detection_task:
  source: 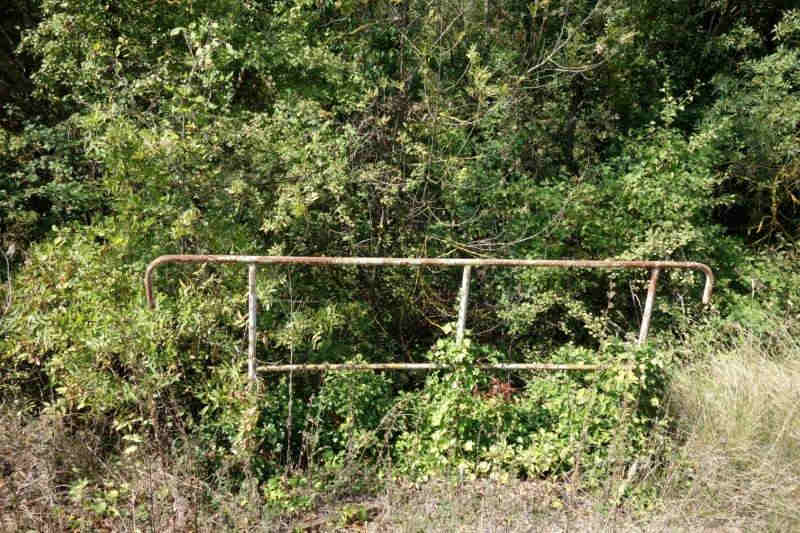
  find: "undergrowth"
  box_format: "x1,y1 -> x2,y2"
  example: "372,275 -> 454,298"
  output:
2,302 -> 799,531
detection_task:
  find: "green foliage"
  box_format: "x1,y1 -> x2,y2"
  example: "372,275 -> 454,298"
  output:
700,9 -> 800,241
3,0 -> 800,497
394,338 -> 671,482
1,118 -> 105,247
0,223 -> 240,413
706,243 -> 800,338
307,360 -> 393,450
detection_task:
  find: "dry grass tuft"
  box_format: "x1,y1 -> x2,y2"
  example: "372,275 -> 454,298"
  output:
0,405 -> 103,531
0,404 -> 277,532
662,323 -> 800,531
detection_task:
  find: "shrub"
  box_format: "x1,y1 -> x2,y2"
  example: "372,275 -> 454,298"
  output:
394,337 -> 672,482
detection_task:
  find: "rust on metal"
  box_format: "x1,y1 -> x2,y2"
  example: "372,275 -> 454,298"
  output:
248,264 -> 257,381
456,265 -> 472,344
257,363 -> 606,372
145,254 -> 714,309
637,268 -> 661,345
143,254 -> 714,375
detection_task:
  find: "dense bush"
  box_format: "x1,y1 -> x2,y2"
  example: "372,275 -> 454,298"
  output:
395,338 -> 672,481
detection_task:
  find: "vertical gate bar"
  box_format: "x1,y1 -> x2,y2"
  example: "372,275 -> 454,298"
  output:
456,265 -> 472,345
248,264 -> 257,381
637,267 -> 661,345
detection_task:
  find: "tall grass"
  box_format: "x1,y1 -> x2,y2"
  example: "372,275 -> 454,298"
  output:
664,322 -> 800,530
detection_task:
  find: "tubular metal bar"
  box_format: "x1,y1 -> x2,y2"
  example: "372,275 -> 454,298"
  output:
144,255 -> 715,309
144,255 -> 714,374
637,268 -> 661,346
456,265 -> 472,345
257,363 -> 606,372
248,264 -> 257,381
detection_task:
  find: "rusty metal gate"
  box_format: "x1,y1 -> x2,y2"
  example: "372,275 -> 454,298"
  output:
144,255 -> 714,381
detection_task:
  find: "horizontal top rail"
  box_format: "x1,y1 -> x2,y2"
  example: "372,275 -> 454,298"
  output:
256,362 -> 607,372
144,254 -> 714,309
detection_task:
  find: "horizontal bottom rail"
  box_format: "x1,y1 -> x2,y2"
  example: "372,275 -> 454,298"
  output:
257,362 -> 606,372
